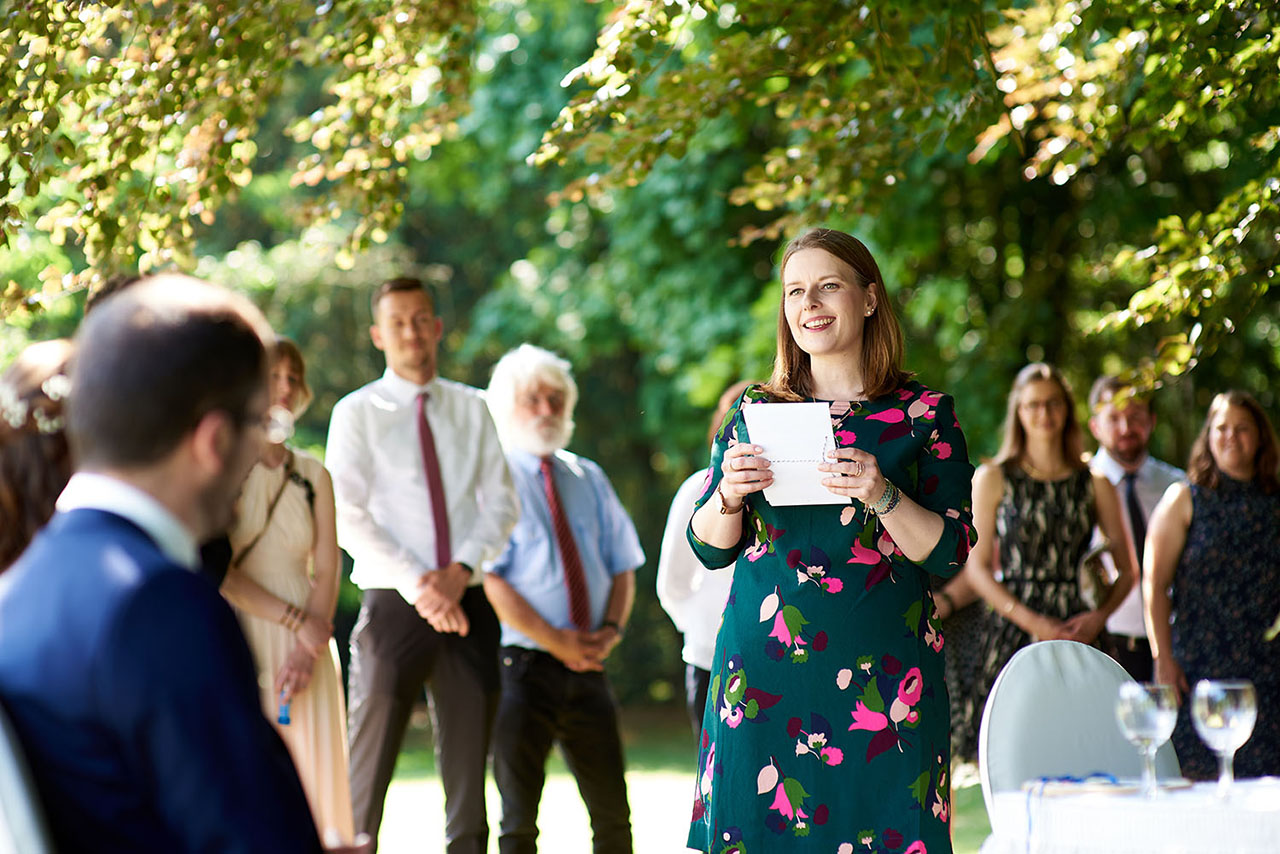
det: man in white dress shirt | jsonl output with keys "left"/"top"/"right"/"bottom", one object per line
{"left": 1088, "top": 375, "right": 1185, "bottom": 681}
{"left": 326, "top": 277, "right": 519, "bottom": 853}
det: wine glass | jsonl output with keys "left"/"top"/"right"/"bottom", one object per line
{"left": 1115, "top": 682, "right": 1178, "bottom": 798}
{"left": 1191, "top": 679, "right": 1257, "bottom": 798}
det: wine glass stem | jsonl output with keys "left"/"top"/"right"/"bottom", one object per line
{"left": 1142, "top": 745, "right": 1159, "bottom": 798}
{"left": 1217, "top": 751, "right": 1235, "bottom": 799}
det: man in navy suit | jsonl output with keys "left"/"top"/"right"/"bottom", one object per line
{"left": 0, "top": 276, "right": 368, "bottom": 853}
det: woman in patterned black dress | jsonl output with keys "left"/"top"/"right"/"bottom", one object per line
{"left": 1146, "top": 390, "right": 1280, "bottom": 779}
{"left": 950, "top": 363, "right": 1136, "bottom": 756}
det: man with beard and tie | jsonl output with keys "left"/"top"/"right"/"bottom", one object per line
{"left": 1088, "top": 375, "right": 1185, "bottom": 680}
{"left": 482, "top": 344, "right": 643, "bottom": 854}
{"left": 325, "top": 277, "right": 518, "bottom": 853}
{"left": 0, "top": 275, "right": 369, "bottom": 853}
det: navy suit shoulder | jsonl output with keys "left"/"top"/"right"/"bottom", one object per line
{"left": 0, "top": 509, "right": 321, "bottom": 854}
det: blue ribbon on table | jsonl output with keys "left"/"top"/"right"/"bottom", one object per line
{"left": 1024, "top": 773, "right": 1120, "bottom": 854}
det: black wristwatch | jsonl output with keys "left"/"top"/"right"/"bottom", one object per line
{"left": 601, "top": 619, "right": 624, "bottom": 637}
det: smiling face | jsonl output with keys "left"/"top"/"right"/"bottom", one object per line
{"left": 781, "top": 247, "right": 877, "bottom": 361}
{"left": 1209, "top": 402, "right": 1260, "bottom": 480}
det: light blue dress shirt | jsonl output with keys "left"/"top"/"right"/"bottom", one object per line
{"left": 487, "top": 449, "right": 645, "bottom": 649}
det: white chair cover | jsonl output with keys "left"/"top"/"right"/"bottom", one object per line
{"left": 977, "top": 639, "right": 1180, "bottom": 834}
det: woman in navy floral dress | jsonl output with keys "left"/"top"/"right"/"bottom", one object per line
{"left": 1146, "top": 390, "right": 1280, "bottom": 779}
{"left": 686, "top": 229, "right": 975, "bottom": 854}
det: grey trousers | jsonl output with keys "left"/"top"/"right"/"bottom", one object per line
{"left": 347, "top": 587, "right": 500, "bottom": 854}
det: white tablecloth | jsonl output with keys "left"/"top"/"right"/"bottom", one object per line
{"left": 981, "top": 778, "right": 1280, "bottom": 854}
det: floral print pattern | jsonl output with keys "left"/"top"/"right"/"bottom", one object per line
{"left": 686, "top": 382, "right": 975, "bottom": 852}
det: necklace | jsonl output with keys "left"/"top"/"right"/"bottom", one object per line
{"left": 1020, "top": 457, "right": 1069, "bottom": 481}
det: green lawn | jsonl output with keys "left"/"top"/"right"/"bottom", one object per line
{"left": 379, "top": 703, "right": 991, "bottom": 853}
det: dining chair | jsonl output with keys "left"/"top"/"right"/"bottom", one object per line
{"left": 977, "top": 640, "right": 1181, "bottom": 832}
{"left": 0, "top": 701, "right": 53, "bottom": 854}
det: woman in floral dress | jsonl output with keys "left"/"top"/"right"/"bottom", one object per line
{"left": 687, "top": 228, "right": 976, "bottom": 854}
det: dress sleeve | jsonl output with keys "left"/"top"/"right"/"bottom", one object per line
{"left": 685, "top": 390, "right": 752, "bottom": 570}
{"left": 906, "top": 392, "right": 977, "bottom": 579}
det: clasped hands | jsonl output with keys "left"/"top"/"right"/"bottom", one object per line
{"left": 413, "top": 562, "right": 472, "bottom": 635}
{"left": 1031, "top": 609, "right": 1107, "bottom": 645}
{"left": 549, "top": 625, "right": 622, "bottom": 673}
{"left": 719, "top": 441, "right": 886, "bottom": 505}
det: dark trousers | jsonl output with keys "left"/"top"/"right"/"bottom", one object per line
{"left": 684, "top": 663, "right": 711, "bottom": 741}
{"left": 493, "top": 647, "right": 632, "bottom": 854}
{"left": 347, "top": 587, "right": 500, "bottom": 854}
{"left": 1106, "top": 633, "right": 1154, "bottom": 682}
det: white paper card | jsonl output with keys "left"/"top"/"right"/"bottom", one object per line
{"left": 741, "top": 402, "right": 850, "bottom": 507}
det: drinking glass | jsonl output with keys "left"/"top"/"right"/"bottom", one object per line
{"left": 1115, "top": 682, "right": 1178, "bottom": 798}
{"left": 1191, "top": 679, "right": 1257, "bottom": 798}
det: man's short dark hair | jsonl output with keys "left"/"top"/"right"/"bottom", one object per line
{"left": 69, "top": 274, "right": 272, "bottom": 468}
{"left": 83, "top": 272, "right": 143, "bottom": 315}
{"left": 371, "top": 276, "right": 436, "bottom": 322}
{"left": 1088, "top": 375, "right": 1152, "bottom": 415}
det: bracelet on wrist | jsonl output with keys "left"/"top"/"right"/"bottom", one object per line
{"left": 868, "top": 480, "right": 901, "bottom": 516}
{"left": 717, "top": 483, "right": 744, "bottom": 515}
{"left": 280, "top": 603, "right": 307, "bottom": 633}
{"left": 601, "top": 619, "right": 624, "bottom": 637}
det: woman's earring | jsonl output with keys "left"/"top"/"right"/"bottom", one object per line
{"left": 865, "top": 308, "right": 875, "bottom": 317}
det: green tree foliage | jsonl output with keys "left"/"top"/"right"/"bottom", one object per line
{"left": 1, "top": 0, "right": 473, "bottom": 303}
{"left": 536, "top": 0, "right": 1279, "bottom": 394}
{"left": 5, "top": 0, "right": 1280, "bottom": 701}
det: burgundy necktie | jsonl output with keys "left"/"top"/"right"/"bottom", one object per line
{"left": 418, "top": 391, "right": 451, "bottom": 569}
{"left": 540, "top": 456, "right": 591, "bottom": 631}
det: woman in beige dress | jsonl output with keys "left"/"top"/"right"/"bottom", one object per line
{"left": 223, "top": 338, "right": 354, "bottom": 843}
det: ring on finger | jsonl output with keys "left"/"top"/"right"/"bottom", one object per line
{"left": 853, "top": 461, "right": 864, "bottom": 478}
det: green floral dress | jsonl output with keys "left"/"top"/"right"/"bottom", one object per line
{"left": 686, "top": 382, "right": 975, "bottom": 854}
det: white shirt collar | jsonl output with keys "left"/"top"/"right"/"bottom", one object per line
{"left": 1092, "top": 448, "right": 1146, "bottom": 482}
{"left": 380, "top": 368, "right": 438, "bottom": 406}
{"left": 56, "top": 472, "right": 200, "bottom": 571}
